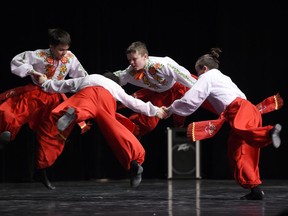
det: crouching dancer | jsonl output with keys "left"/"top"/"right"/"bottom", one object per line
{"left": 0, "top": 28, "right": 88, "bottom": 190}
{"left": 38, "top": 73, "right": 165, "bottom": 187}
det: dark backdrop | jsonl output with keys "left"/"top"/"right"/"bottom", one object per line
{"left": 1, "top": 1, "right": 287, "bottom": 182}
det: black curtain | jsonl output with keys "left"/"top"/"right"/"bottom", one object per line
{"left": 1, "top": 1, "right": 287, "bottom": 181}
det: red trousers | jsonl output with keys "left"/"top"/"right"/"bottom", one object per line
{"left": 128, "top": 82, "right": 190, "bottom": 137}
{"left": 51, "top": 86, "right": 146, "bottom": 171}
{"left": 0, "top": 84, "right": 65, "bottom": 169}
{"left": 187, "top": 96, "right": 282, "bottom": 189}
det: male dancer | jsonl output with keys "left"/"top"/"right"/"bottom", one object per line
{"left": 38, "top": 73, "right": 166, "bottom": 187}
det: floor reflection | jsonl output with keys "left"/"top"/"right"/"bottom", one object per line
{"left": 0, "top": 179, "right": 287, "bottom": 216}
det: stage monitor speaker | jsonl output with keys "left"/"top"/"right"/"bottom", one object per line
{"left": 167, "top": 127, "right": 201, "bottom": 179}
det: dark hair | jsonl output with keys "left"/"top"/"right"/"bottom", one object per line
{"left": 126, "top": 41, "right": 149, "bottom": 56}
{"left": 195, "top": 47, "right": 222, "bottom": 70}
{"left": 102, "top": 71, "right": 120, "bottom": 85}
{"left": 48, "top": 28, "right": 71, "bottom": 47}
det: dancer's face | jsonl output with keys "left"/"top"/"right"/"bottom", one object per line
{"left": 127, "top": 51, "right": 148, "bottom": 71}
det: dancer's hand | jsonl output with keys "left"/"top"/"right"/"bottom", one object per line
{"left": 37, "top": 74, "right": 48, "bottom": 85}
{"left": 156, "top": 107, "right": 167, "bottom": 119}
{"left": 29, "top": 69, "right": 43, "bottom": 77}
{"left": 156, "top": 106, "right": 171, "bottom": 119}
{"left": 161, "top": 106, "right": 172, "bottom": 119}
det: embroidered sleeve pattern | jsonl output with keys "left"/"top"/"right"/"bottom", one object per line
{"left": 167, "top": 63, "right": 196, "bottom": 85}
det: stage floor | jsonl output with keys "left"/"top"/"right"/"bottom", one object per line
{"left": 0, "top": 179, "right": 287, "bottom": 216}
